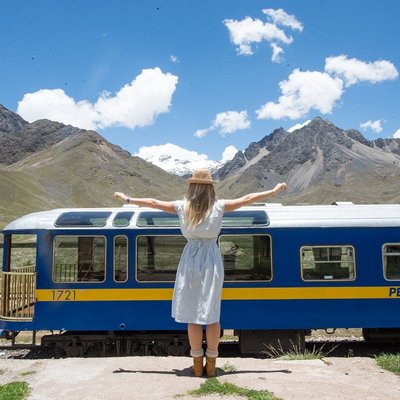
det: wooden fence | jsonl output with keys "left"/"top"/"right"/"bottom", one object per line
{"left": 0, "top": 270, "right": 36, "bottom": 320}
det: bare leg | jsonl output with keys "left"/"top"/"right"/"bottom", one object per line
{"left": 188, "top": 323, "right": 204, "bottom": 377}
{"left": 205, "top": 322, "right": 220, "bottom": 352}
{"left": 188, "top": 323, "right": 203, "bottom": 353}
{"left": 205, "top": 322, "right": 220, "bottom": 377}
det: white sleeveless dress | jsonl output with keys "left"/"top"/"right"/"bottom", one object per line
{"left": 172, "top": 200, "right": 225, "bottom": 325}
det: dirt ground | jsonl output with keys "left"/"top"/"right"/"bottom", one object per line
{"left": 1, "top": 330, "right": 400, "bottom": 399}
{"left": 0, "top": 355, "right": 400, "bottom": 400}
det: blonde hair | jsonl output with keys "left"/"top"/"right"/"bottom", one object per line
{"left": 184, "top": 183, "right": 217, "bottom": 229}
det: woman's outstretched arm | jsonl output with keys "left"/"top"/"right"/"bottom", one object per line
{"left": 223, "top": 183, "right": 287, "bottom": 212}
{"left": 113, "top": 192, "right": 177, "bottom": 214}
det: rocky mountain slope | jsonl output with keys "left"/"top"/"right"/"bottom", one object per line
{"left": 216, "top": 117, "right": 400, "bottom": 204}
{"left": 0, "top": 105, "right": 185, "bottom": 227}
{"left": 0, "top": 119, "right": 80, "bottom": 165}
{"left": 0, "top": 104, "right": 28, "bottom": 135}
{"left": 1, "top": 104, "right": 399, "bottom": 227}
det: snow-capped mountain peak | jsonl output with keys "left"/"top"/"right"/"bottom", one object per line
{"left": 135, "top": 143, "right": 238, "bottom": 176}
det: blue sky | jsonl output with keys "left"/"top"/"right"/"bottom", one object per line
{"left": 1, "top": 0, "right": 399, "bottom": 171}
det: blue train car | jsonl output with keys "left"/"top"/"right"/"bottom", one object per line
{"left": 1, "top": 202, "right": 400, "bottom": 356}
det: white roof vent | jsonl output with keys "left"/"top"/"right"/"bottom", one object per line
{"left": 331, "top": 201, "right": 354, "bottom": 206}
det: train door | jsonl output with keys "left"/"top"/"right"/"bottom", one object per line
{"left": 0, "top": 234, "right": 37, "bottom": 320}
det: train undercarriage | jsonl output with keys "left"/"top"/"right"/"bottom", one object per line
{"left": 2, "top": 328, "right": 400, "bottom": 357}
{"left": 1, "top": 329, "right": 308, "bottom": 357}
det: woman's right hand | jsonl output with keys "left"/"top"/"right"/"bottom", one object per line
{"left": 273, "top": 183, "right": 287, "bottom": 194}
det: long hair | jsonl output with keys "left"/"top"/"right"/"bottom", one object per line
{"left": 184, "top": 183, "right": 217, "bottom": 229}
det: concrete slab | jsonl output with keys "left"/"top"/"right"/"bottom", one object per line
{"left": 0, "top": 356, "right": 399, "bottom": 400}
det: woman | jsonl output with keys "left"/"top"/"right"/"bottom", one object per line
{"left": 114, "top": 169, "right": 287, "bottom": 377}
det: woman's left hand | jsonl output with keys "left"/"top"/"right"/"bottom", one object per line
{"left": 114, "top": 192, "right": 127, "bottom": 202}
{"left": 273, "top": 183, "right": 287, "bottom": 194}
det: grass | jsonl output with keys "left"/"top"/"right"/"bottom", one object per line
{"left": 220, "top": 334, "right": 239, "bottom": 342}
{"left": 376, "top": 353, "right": 400, "bottom": 375}
{"left": 0, "top": 382, "right": 29, "bottom": 400}
{"left": 183, "top": 378, "right": 281, "bottom": 400}
{"left": 263, "top": 339, "right": 334, "bottom": 361}
{"left": 221, "top": 362, "right": 237, "bottom": 372}
{"left": 270, "top": 346, "right": 327, "bottom": 361}
{"left": 20, "top": 371, "right": 36, "bottom": 377}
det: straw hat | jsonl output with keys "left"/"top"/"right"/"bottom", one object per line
{"left": 185, "top": 169, "right": 218, "bottom": 185}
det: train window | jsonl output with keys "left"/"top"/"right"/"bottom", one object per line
{"left": 383, "top": 244, "right": 400, "bottom": 280}
{"left": 301, "top": 246, "right": 356, "bottom": 281}
{"left": 136, "top": 210, "right": 269, "bottom": 227}
{"left": 114, "top": 235, "right": 128, "bottom": 282}
{"left": 53, "top": 236, "right": 106, "bottom": 282}
{"left": 8, "top": 234, "right": 37, "bottom": 272}
{"left": 55, "top": 211, "right": 112, "bottom": 227}
{"left": 137, "top": 212, "right": 180, "bottom": 227}
{"left": 219, "top": 235, "right": 272, "bottom": 281}
{"left": 222, "top": 211, "right": 269, "bottom": 227}
{"left": 113, "top": 211, "right": 135, "bottom": 227}
{"left": 136, "top": 234, "right": 272, "bottom": 282}
{"left": 136, "top": 235, "right": 186, "bottom": 281}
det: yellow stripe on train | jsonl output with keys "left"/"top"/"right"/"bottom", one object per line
{"left": 35, "top": 286, "right": 400, "bottom": 302}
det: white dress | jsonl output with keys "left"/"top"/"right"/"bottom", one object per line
{"left": 172, "top": 200, "right": 225, "bottom": 325}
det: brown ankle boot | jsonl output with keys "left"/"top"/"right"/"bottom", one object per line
{"left": 205, "top": 356, "right": 217, "bottom": 377}
{"left": 193, "top": 356, "right": 204, "bottom": 377}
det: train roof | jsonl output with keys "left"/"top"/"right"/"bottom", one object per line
{"left": 3, "top": 202, "right": 400, "bottom": 232}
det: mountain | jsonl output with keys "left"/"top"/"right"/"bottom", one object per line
{"left": 1, "top": 105, "right": 400, "bottom": 227}
{"left": 134, "top": 143, "right": 223, "bottom": 177}
{"left": 216, "top": 117, "right": 400, "bottom": 204}
{"left": 0, "top": 104, "right": 28, "bottom": 135}
{"left": 0, "top": 118, "right": 80, "bottom": 164}
{"left": 374, "top": 137, "right": 400, "bottom": 156}
{"left": 217, "top": 127, "right": 287, "bottom": 181}
{"left": 0, "top": 107, "right": 185, "bottom": 228}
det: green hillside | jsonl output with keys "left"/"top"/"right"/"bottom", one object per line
{"left": 0, "top": 130, "right": 185, "bottom": 229}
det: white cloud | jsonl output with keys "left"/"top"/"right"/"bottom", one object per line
{"left": 256, "top": 69, "right": 343, "bottom": 120}
{"left": 270, "top": 43, "right": 284, "bottom": 63}
{"left": 170, "top": 55, "right": 179, "bottom": 63}
{"left": 288, "top": 119, "right": 312, "bottom": 133}
{"left": 224, "top": 17, "right": 292, "bottom": 56}
{"left": 325, "top": 55, "right": 399, "bottom": 87}
{"left": 194, "top": 110, "right": 250, "bottom": 138}
{"left": 393, "top": 129, "right": 400, "bottom": 139}
{"left": 262, "top": 8, "right": 303, "bottom": 31}
{"left": 194, "top": 128, "right": 211, "bottom": 138}
{"left": 220, "top": 145, "right": 238, "bottom": 163}
{"left": 223, "top": 8, "right": 302, "bottom": 62}
{"left": 257, "top": 54, "right": 398, "bottom": 122}
{"left": 17, "top": 89, "right": 100, "bottom": 130}
{"left": 93, "top": 68, "right": 178, "bottom": 129}
{"left": 360, "top": 119, "right": 384, "bottom": 133}
{"left": 213, "top": 111, "right": 250, "bottom": 134}
{"left": 135, "top": 143, "right": 237, "bottom": 176}
{"left": 17, "top": 68, "right": 178, "bottom": 130}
